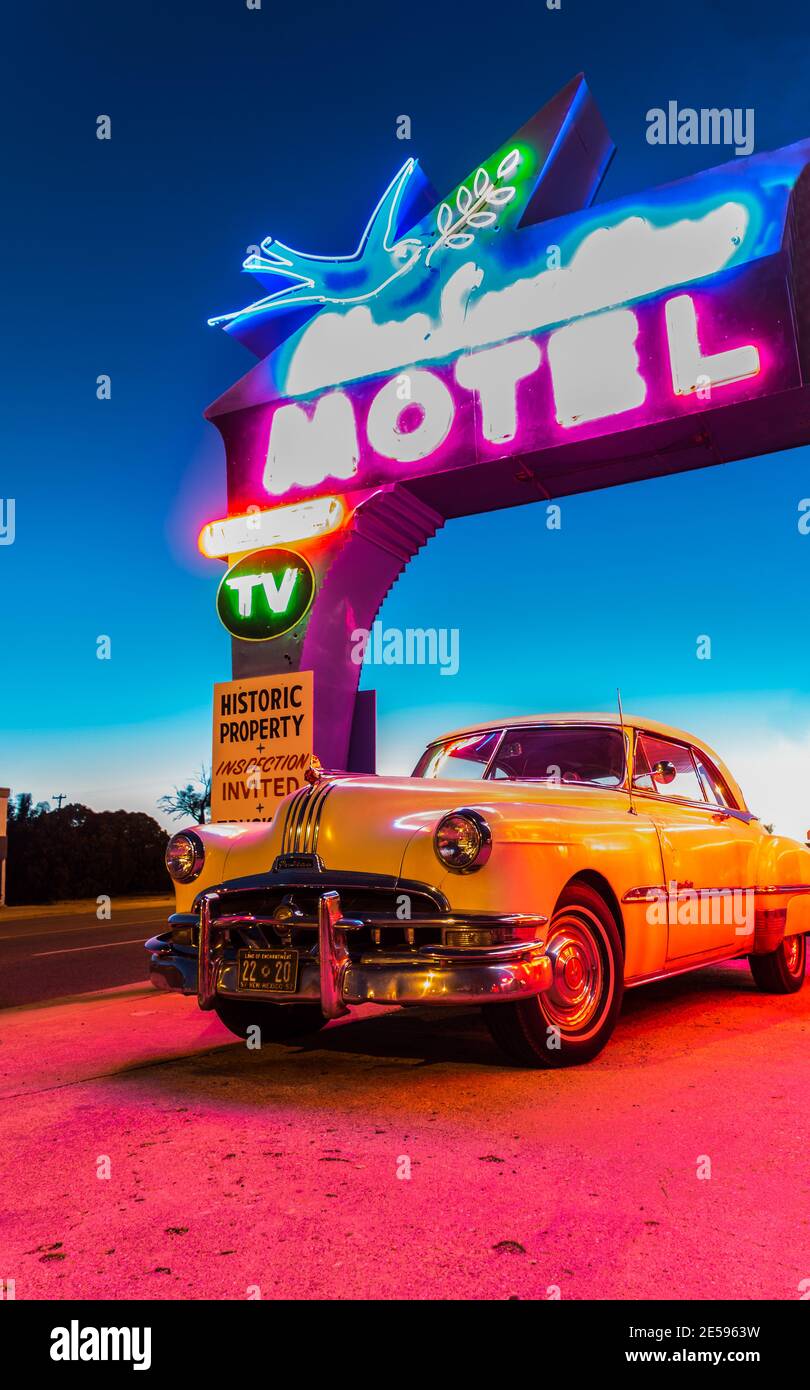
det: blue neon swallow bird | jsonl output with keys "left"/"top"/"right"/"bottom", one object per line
{"left": 208, "top": 160, "right": 432, "bottom": 355}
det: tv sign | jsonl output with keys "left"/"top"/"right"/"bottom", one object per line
{"left": 216, "top": 547, "right": 315, "bottom": 641}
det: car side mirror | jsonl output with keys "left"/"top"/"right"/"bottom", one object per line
{"left": 652, "top": 759, "right": 677, "bottom": 786}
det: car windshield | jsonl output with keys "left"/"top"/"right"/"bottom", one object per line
{"left": 413, "top": 725, "right": 626, "bottom": 787}
{"left": 412, "top": 730, "right": 502, "bottom": 780}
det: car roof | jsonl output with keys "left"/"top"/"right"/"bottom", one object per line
{"left": 430, "top": 713, "right": 748, "bottom": 809}
{"left": 439, "top": 712, "right": 694, "bottom": 740}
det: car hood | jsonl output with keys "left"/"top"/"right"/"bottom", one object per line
{"left": 216, "top": 773, "right": 634, "bottom": 885}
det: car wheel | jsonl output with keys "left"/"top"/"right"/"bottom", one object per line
{"left": 484, "top": 882, "right": 624, "bottom": 1067}
{"left": 749, "top": 932, "right": 806, "bottom": 994}
{"left": 213, "top": 996, "right": 324, "bottom": 1040}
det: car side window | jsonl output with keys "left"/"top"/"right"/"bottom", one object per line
{"left": 637, "top": 734, "right": 706, "bottom": 803}
{"left": 693, "top": 750, "right": 737, "bottom": 809}
{"left": 631, "top": 735, "right": 655, "bottom": 790}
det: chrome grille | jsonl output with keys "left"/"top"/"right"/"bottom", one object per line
{"left": 209, "top": 882, "right": 446, "bottom": 955}
{"left": 280, "top": 782, "right": 336, "bottom": 855}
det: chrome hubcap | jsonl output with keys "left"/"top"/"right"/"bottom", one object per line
{"left": 541, "top": 910, "right": 606, "bottom": 1033}
{"left": 784, "top": 934, "right": 803, "bottom": 975}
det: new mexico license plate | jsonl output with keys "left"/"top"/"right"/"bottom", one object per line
{"left": 237, "top": 948, "right": 299, "bottom": 994}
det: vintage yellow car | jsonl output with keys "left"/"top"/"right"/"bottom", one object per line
{"left": 148, "top": 713, "right": 810, "bottom": 1066}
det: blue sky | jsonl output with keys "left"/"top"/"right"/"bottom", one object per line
{"left": 2, "top": 0, "right": 809, "bottom": 835}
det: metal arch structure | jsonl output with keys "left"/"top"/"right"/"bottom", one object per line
{"left": 202, "top": 74, "right": 810, "bottom": 770}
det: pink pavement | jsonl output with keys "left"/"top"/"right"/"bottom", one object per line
{"left": 0, "top": 960, "right": 808, "bottom": 1300}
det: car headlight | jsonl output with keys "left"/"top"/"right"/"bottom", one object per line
{"left": 434, "top": 809, "right": 492, "bottom": 872}
{"left": 165, "top": 830, "right": 205, "bottom": 883}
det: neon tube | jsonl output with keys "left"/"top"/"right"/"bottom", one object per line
{"left": 199, "top": 496, "right": 345, "bottom": 559}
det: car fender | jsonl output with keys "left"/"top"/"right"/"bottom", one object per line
{"left": 400, "top": 800, "right": 668, "bottom": 978}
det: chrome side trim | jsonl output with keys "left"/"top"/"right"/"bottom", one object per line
{"left": 756, "top": 883, "right": 810, "bottom": 895}
{"left": 620, "top": 884, "right": 752, "bottom": 903}
{"left": 624, "top": 882, "right": 810, "bottom": 903}
{"left": 628, "top": 784, "right": 756, "bottom": 821}
{"left": 623, "top": 885, "right": 665, "bottom": 903}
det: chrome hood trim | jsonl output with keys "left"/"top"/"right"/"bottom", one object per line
{"left": 280, "top": 781, "right": 336, "bottom": 856}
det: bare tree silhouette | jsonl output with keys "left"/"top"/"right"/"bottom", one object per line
{"left": 158, "top": 766, "right": 211, "bottom": 824}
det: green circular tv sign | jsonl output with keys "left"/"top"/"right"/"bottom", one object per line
{"left": 216, "top": 547, "right": 315, "bottom": 641}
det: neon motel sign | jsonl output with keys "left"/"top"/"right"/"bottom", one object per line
{"left": 204, "top": 90, "right": 810, "bottom": 523}
{"left": 236, "top": 275, "right": 760, "bottom": 489}
{"left": 210, "top": 197, "right": 775, "bottom": 520}
{"left": 202, "top": 75, "right": 810, "bottom": 763}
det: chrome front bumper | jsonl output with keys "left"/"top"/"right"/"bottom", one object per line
{"left": 148, "top": 889, "right": 551, "bottom": 1017}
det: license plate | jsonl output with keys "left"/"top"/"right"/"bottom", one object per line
{"left": 237, "top": 948, "right": 299, "bottom": 994}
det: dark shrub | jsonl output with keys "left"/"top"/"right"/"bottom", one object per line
{"left": 6, "top": 802, "right": 168, "bottom": 905}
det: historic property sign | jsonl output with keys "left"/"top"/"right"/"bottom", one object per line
{"left": 211, "top": 672, "right": 314, "bottom": 823}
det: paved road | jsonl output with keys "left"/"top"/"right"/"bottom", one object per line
{"left": 0, "top": 951, "right": 807, "bottom": 1300}
{"left": 0, "top": 905, "right": 170, "bottom": 1009}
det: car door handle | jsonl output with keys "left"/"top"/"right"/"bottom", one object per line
{"left": 711, "top": 810, "right": 730, "bottom": 822}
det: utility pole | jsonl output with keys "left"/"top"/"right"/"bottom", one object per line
{"left": 52, "top": 793, "right": 67, "bottom": 810}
